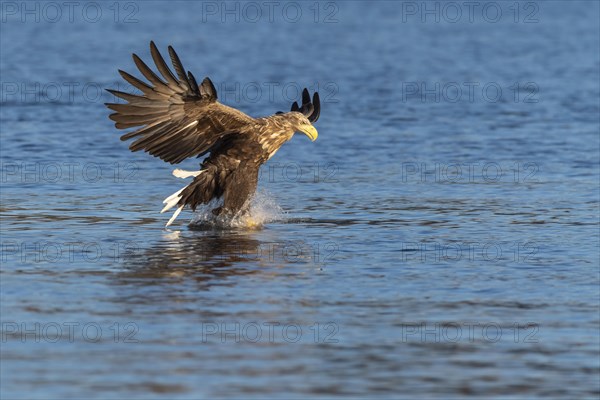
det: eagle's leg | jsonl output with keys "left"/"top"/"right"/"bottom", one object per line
{"left": 219, "top": 163, "right": 260, "bottom": 219}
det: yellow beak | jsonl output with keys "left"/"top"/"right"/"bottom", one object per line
{"left": 299, "top": 124, "right": 318, "bottom": 141}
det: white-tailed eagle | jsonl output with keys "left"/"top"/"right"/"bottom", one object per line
{"left": 106, "top": 42, "right": 320, "bottom": 227}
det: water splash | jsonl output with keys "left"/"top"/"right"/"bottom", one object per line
{"left": 188, "top": 190, "right": 286, "bottom": 230}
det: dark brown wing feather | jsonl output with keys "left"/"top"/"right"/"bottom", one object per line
{"left": 290, "top": 88, "right": 320, "bottom": 122}
{"left": 106, "top": 41, "right": 255, "bottom": 164}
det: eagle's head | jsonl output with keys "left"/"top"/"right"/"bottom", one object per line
{"left": 261, "top": 88, "right": 320, "bottom": 157}
{"left": 287, "top": 112, "right": 319, "bottom": 142}
{"left": 278, "top": 88, "right": 320, "bottom": 141}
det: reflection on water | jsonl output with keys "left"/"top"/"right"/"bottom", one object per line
{"left": 117, "top": 232, "right": 265, "bottom": 282}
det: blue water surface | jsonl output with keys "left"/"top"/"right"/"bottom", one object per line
{"left": 1, "top": 1, "right": 599, "bottom": 398}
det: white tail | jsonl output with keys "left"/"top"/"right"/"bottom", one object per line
{"left": 161, "top": 187, "right": 186, "bottom": 228}
{"left": 161, "top": 170, "right": 204, "bottom": 227}
{"left": 172, "top": 168, "right": 202, "bottom": 179}
{"left": 166, "top": 206, "right": 184, "bottom": 227}
{"left": 161, "top": 188, "right": 184, "bottom": 212}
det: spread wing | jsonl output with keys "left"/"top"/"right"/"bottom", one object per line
{"left": 106, "top": 41, "right": 255, "bottom": 164}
